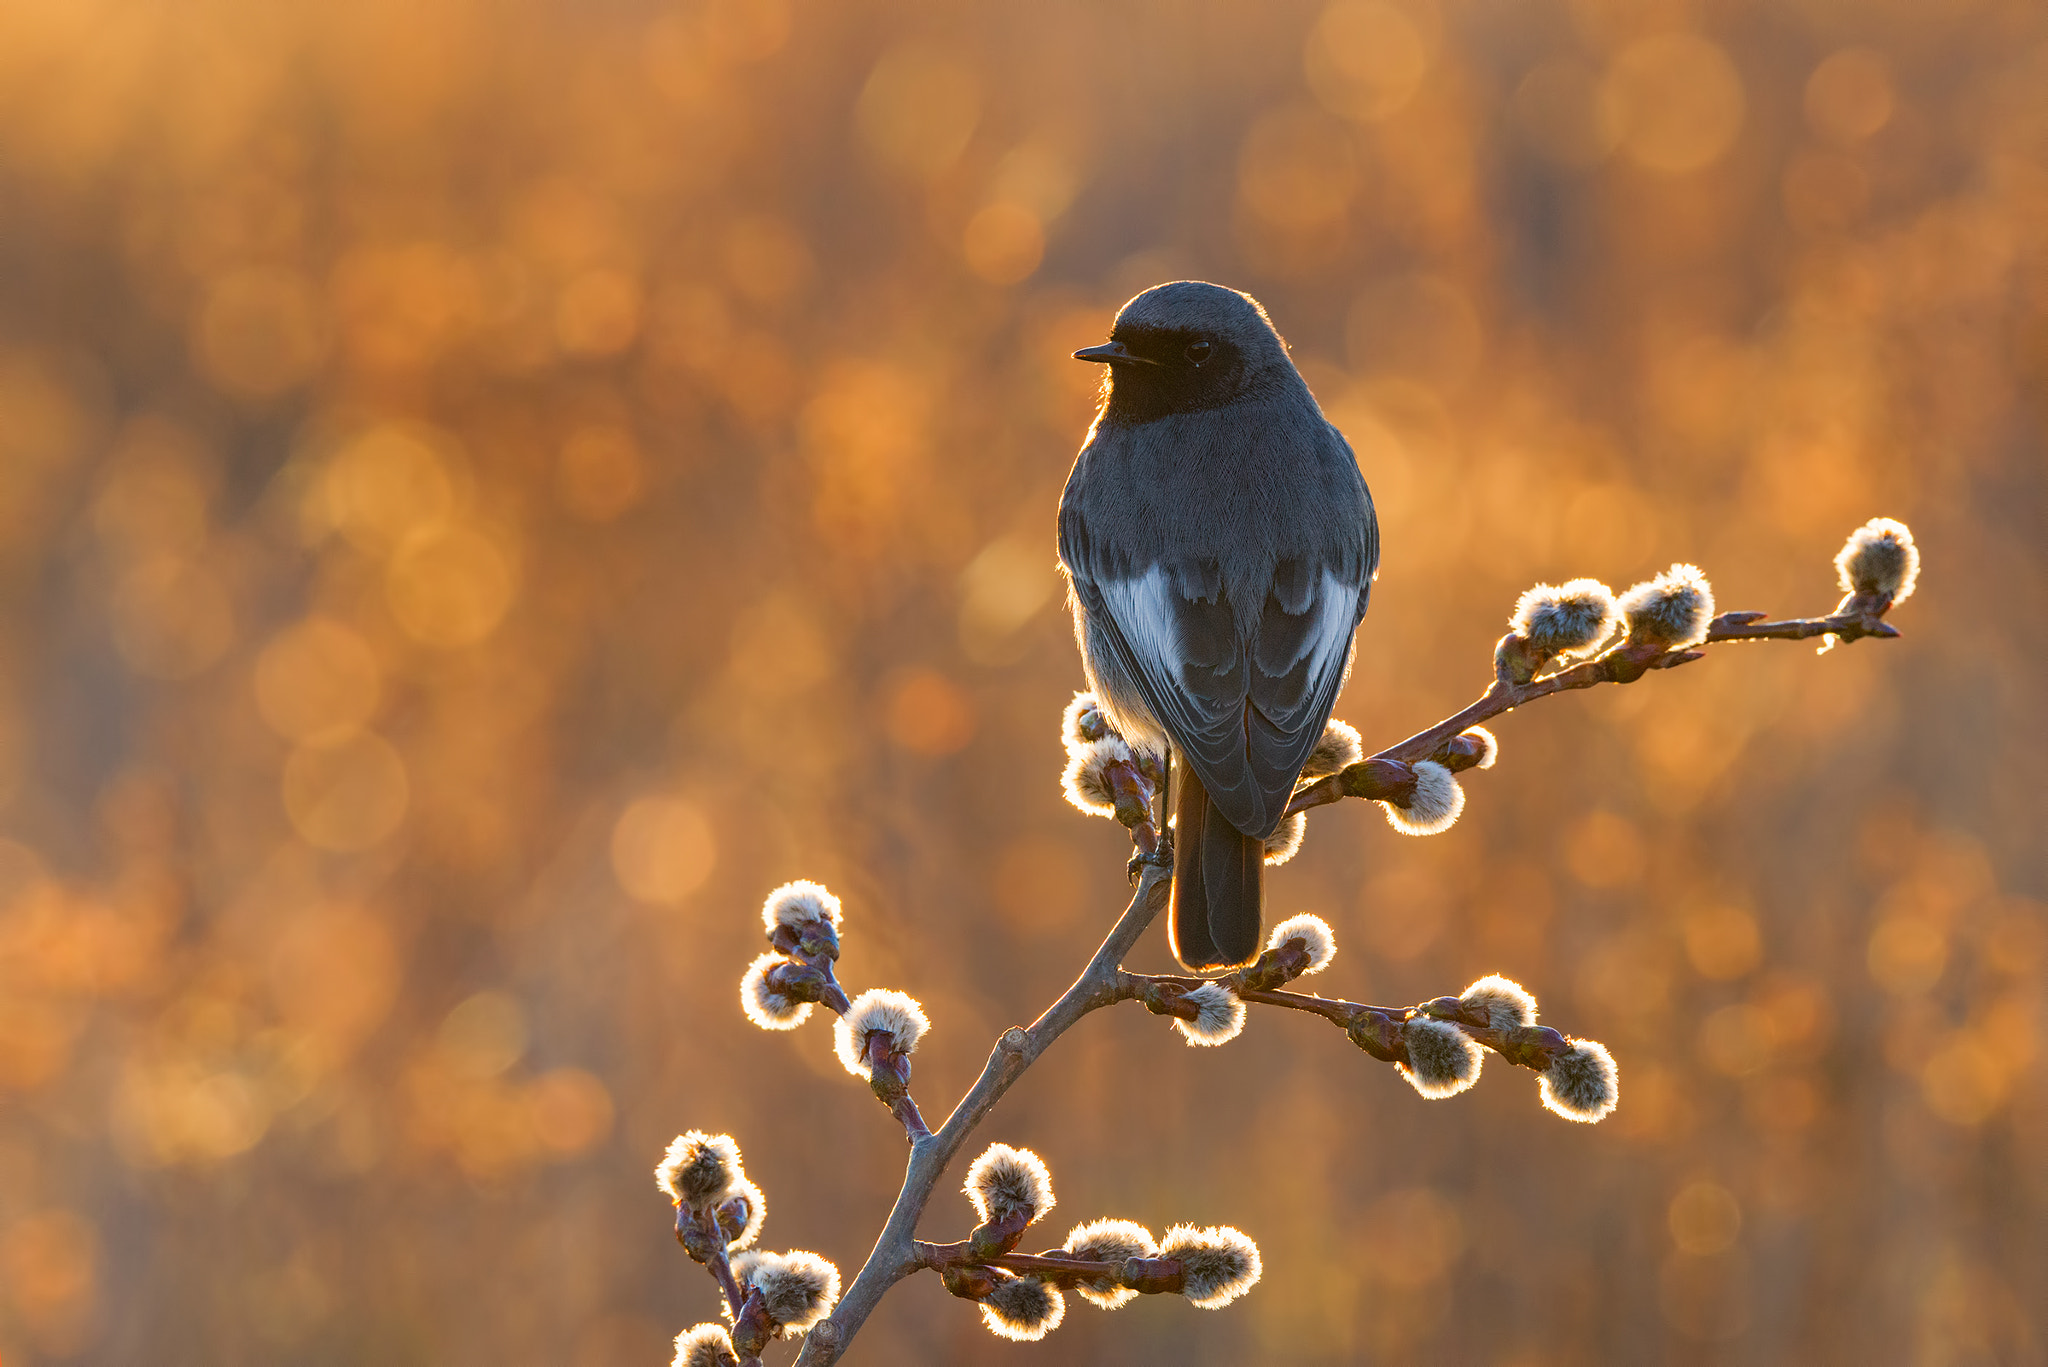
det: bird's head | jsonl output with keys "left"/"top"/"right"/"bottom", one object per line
{"left": 1074, "top": 281, "right": 1298, "bottom": 425}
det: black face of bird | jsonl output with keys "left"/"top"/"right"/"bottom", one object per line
{"left": 1073, "top": 324, "right": 1249, "bottom": 424}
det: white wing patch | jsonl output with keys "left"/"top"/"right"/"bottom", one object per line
{"left": 1302, "top": 568, "right": 1356, "bottom": 685}
{"left": 1101, "top": 567, "right": 1184, "bottom": 687}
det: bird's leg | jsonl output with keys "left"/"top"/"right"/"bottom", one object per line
{"left": 1121, "top": 747, "right": 1173, "bottom": 881}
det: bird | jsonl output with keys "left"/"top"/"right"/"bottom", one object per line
{"left": 1058, "top": 281, "right": 1378, "bottom": 970}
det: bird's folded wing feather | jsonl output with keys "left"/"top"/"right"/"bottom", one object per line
{"left": 1063, "top": 537, "right": 1367, "bottom": 839}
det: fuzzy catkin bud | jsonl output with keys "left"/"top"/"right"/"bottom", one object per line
{"left": 1061, "top": 735, "right": 1130, "bottom": 817}
{"left": 1301, "top": 719, "right": 1364, "bottom": 778}
{"left": 1399, "top": 1018, "right": 1482, "bottom": 1098}
{"left": 1835, "top": 517, "right": 1918, "bottom": 603}
{"left": 980, "top": 1275, "right": 1065, "bottom": 1340}
{"left": 738, "top": 1250, "right": 840, "bottom": 1331}
{"left": 761, "top": 880, "right": 842, "bottom": 936}
{"left": 965, "top": 1143, "right": 1055, "bottom": 1225}
{"left": 1511, "top": 579, "right": 1619, "bottom": 661}
{"left": 1264, "top": 913, "right": 1336, "bottom": 975}
{"left": 1381, "top": 760, "right": 1463, "bottom": 836}
{"left": 832, "top": 989, "right": 928, "bottom": 1079}
{"left": 717, "top": 1178, "right": 767, "bottom": 1251}
{"left": 1062, "top": 692, "right": 1114, "bottom": 749}
{"left": 1062, "top": 1219, "right": 1157, "bottom": 1309}
{"left": 1540, "top": 1038, "right": 1619, "bottom": 1122}
{"left": 1459, "top": 974, "right": 1536, "bottom": 1030}
{"left": 656, "top": 1131, "right": 743, "bottom": 1209}
{"left": 1262, "top": 812, "right": 1306, "bottom": 865}
{"left": 1462, "top": 726, "right": 1498, "bottom": 770}
{"left": 740, "top": 953, "right": 813, "bottom": 1031}
{"left": 1172, "top": 982, "right": 1246, "bottom": 1047}
{"left": 1159, "top": 1224, "right": 1262, "bottom": 1309}
{"left": 1618, "top": 564, "right": 1714, "bottom": 649}
{"left": 671, "top": 1323, "right": 739, "bottom": 1367}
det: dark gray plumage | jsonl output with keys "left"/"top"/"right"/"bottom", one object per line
{"left": 1058, "top": 282, "right": 1377, "bottom": 969}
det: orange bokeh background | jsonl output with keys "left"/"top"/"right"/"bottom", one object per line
{"left": 1, "top": 0, "right": 2044, "bottom": 1362}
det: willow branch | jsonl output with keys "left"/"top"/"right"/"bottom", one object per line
{"left": 1233, "top": 983, "right": 1577, "bottom": 1073}
{"left": 791, "top": 864, "right": 1173, "bottom": 1366}
{"left": 912, "top": 1241, "right": 1191, "bottom": 1295}
{"left": 1288, "top": 596, "right": 1902, "bottom": 816}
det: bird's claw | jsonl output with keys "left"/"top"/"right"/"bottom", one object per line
{"left": 1126, "top": 833, "right": 1174, "bottom": 883}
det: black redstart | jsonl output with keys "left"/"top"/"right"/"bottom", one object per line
{"left": 1059, "top": 281, "right": 1378, "bottom": 969}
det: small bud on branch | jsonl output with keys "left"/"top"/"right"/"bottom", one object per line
{"left": 1060, "top": 1219, "right": 1158, "bottom": 1309}
{"left": 672, "top": 1322, "right": 740, "bottom": 1367}
{"left": 1457, "top": 974, "right": 1537, "bottom": 1031}
{"left": 979, "top": 1274, "right": 1066, "bottom": 1340}
{"left": 1836, "top": 516, "right": 1918, "bottom": 605}
{"left": 1618, "top": 563, "right": 1715, "bottom": 650}
{"left": 1158, "top": 1224, "right": 1262, "bottom": 1309}
{"left": 965, "top": 1143, "right": 1056, "bottom": 1229}
{"left": 1172, "top": 982, "right": 1246, "bottom": 1047}
{"left": 832, "top": 990, "right": 928, "bottom": 1080}
{"left": 733, "top": 1249, "right": 841, "bottom": 1335}
{"left": 658, "top": 1131, "right": 744, "bottom": 1212}
{"left": 740, "top": 954, "right": 817, "bottom": 1030}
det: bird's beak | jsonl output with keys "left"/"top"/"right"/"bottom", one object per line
{"left": 1072, "top": 341, "right": 1160, "bottom": 366}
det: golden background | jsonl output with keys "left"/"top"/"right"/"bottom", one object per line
{"left": 0, "top": 0, "right": 2043, "bottom": 1361}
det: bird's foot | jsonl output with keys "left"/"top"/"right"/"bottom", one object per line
{"left": 1127, "top": 831, "right": 1174, "bottom": 883}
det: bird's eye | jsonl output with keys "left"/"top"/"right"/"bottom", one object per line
{"left": 1186, "top": 340, "right": 1213, "bottom": 364}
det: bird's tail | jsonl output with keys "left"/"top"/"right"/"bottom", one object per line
{"left": 1169, "top": 766, "right": 1263, "bottom": 970}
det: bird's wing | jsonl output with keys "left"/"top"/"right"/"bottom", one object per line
{"left": 1064, "top": 552, "right": 1261, "bottom": 823}
{"left": 1242, "top": 559, "right": 1370, "bottom": 820}
{"left": 1243, "top": 423, "right": 1378, "bottom": 806}
{"left": 1059, "top": 420, "right": 1376, "bottom": 839}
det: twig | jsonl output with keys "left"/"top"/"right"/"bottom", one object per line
{"left": 791, "top": 865, "right": 1173, "bottom": 1365}
{"left": 1288, "top": 599, "right": 1901, "bottom": 816}
{"left": 913, "top": 1242, "right": 1191, "bottom": 1295}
